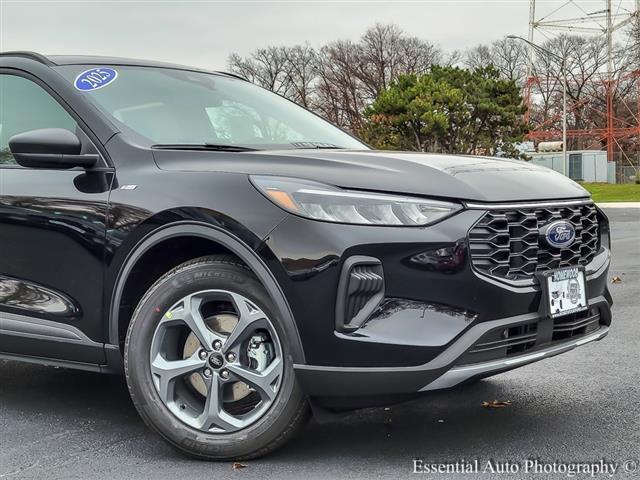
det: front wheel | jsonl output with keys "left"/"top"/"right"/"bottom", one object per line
{"left": 124, "top": 255, "right": 309, "bottom": 460}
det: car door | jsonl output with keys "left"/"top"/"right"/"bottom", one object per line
{"left": 0, "top": 72, "right": 112, "bottom": 367}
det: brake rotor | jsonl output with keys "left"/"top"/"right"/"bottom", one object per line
{"left": 182, "top": 313, "right": 252, "bottom": 402}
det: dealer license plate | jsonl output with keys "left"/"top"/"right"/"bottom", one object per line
{"left": 542, "top": 267, "right": 588, "bottom": 318}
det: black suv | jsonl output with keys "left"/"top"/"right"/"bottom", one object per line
{"left": 0, "top": 52, "right": 612, "bottom": 460}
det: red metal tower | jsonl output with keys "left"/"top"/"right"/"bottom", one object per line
{"left": 525, "top": 0, "right": 639, "bottom": 180}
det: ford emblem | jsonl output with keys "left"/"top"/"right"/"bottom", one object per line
{"left": 544, "top": 220, "right": 576, "bottom": 248}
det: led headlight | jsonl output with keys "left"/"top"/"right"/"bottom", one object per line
{"left": 251, "top": 176, "right": 461, "bottom": 226}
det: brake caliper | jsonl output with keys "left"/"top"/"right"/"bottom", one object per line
{"left": 247, "top": 333, "right": 274, "bottom": 372}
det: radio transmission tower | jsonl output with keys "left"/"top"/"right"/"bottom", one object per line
{"left": 525, "top": 0, "right": 639, "bottom": 181}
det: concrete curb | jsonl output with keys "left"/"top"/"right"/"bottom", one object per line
{"left": 597, "top": 202, "right": 640, "bottom": 208}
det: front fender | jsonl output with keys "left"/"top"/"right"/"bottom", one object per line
{"left": 105, "top": 220, "right": 304, "bottom": 366}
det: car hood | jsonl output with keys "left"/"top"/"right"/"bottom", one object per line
{"left": 153, "top": 149, "right": 589, "bottom": 202}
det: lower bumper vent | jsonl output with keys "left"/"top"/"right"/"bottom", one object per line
{"left": 457, "top": 308, "right": 604, "bottom": 366}
{"left": 335, "top": 256, "right": 385, "bottom": 331}
{"left": 552, "top": 309, "right": 600, "bottom": 341}
{"left": 458, "top": 322, "right": 538, "bottom": 364}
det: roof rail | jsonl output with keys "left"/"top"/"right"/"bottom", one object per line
{"left": 0, "top": 51, "right": 54, "bottom": 66}
{"left": 214, "top": 71, "right": 248, "bottom": 82}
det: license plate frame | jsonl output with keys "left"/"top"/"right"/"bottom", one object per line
{"left": 538, "top": 266, "right": 588, "bottom": 319}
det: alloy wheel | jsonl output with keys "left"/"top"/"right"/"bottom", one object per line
{"left": 149, "top": 289, "right": 283, "bottom": 433}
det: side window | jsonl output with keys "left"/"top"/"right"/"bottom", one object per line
{"left": 0, "top": 74, "right": 77, "bottom": 166}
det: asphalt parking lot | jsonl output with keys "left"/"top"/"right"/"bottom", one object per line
{"left": 1, "top": 207, "right": 638, "bottom": 480}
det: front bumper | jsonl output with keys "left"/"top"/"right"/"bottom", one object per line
{"left": 262, "top": 204, "right": 612, "bottom": 398}
{"left": 422, "top": 325, "right": 609, "bottom": 392}
{"left": 293, "top": 296, "right": 610, "bottom": 397}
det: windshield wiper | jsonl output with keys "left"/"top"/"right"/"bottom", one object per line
{"left": 152, "top": 143, "right": 258, "bottom": 152}
{"left": 290, "top": 142, "right": 341, "bottom": 149}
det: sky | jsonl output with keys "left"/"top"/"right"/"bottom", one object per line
{"left": 0, "top": 1, "right": 637, "bottom": 71}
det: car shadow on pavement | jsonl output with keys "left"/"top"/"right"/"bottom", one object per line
{"left": 0, "top": 358, "right": 609, "bottom": 466}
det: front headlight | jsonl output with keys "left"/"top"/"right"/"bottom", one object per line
{"left": 251, "top": 176, "right": 461, "bottom": 226}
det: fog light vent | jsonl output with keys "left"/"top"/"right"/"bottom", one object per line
{"left": 335, "top": 256, "right": 385, "bottom": 331}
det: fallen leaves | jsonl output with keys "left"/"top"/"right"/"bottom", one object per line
{"left": 611, "top": 276, "right": 623, "bottom": 284}
{"left": 232, "top": 463, "right": 248, "bottom": 470}
{"left": 482, "top": 400, "right": 512, "bottom": 408}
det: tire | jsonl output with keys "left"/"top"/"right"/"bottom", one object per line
{"left": 124, "top": 254, "right": 310, "bottom": 460}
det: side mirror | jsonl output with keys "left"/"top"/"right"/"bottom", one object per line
{"left": 8, "top": 128, "right": 98, "bottom": 169}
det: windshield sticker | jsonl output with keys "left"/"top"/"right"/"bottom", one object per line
{"left": 74, "top": 68, "right": 118, "bottom": 91}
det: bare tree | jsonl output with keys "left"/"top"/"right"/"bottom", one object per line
{"left": 227, "top": 23, "right": 636, "bottom": 145}
{"left": 228, "top": 46, "right": 293, "bottom": 96}
{"left": 630, "top": 16, "right": 640, "bottom": 68}
{"left": 557, "top": 36, "right": 608, "bottom": 139}
{"left": 493, "top": 38, "right": 529, "bottom": 82}
{"left": 227, "top": 23, "right": 441, "bottom": 131}
{"left": 354, "top": 24, "right": 441, "bottom": 101}
{"left": 442, "top": 49, "right": 462, "bottom": 67}
{"left": 465, "top": 38, "right": 528, "bottom": 83}
{"left": 525, "top": 34, "right": 637, "bottom": 151}
{"left": 282, "top": 44, "right": 318, "bottom": 108}
{"left": 465, "top": 44, "right": 492, "bottom": 70}
{"left": 315, "top": 40, "right": 365, "bottom": 130}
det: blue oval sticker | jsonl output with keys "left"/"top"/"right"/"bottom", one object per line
{"left": 74, "top": 68, "right": 118, "bottom": 91}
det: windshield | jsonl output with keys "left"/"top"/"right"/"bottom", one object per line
{"left": 55, "top": 65, "right": 367, "bottom": 150}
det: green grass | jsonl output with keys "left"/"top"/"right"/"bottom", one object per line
{"left": 580, "top": 182, "right": 640, "bottom": 202}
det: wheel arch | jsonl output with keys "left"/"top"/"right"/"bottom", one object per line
{"left": 107, "top": 221, "right": 305, "bottom": 365}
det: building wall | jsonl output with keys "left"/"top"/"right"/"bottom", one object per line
{"left": 607, "top": 162, "right": 617, "bottom": 184}
{"left": 529, "top": 150, "right": 610, "bottom": 183}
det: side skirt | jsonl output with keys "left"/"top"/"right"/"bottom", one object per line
{"left": 0, "top": 311, "right": 108, "bottom": 371}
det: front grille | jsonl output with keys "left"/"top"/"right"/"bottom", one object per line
{"left": 468, "top": 202, "right": 599, "bottom": 280}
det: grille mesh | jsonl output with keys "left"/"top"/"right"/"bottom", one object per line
{"left": 468, "top": 202, "right": 599, "bottom": 280}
